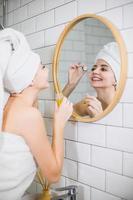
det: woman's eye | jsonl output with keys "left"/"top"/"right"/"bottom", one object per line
{"left": 101, "top": 68, "right": 107, "bottom": 71}
{"left": 91, "top": 68, "right": 96, "bottom": 71}
{"left": 42, "top": 65, "right": 46, "bottom": 69}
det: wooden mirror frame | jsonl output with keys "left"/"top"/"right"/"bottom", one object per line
{"left": 52, "top": 13, "right": 128, "bottom": 122}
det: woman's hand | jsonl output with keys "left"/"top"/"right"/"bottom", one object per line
{"left": 62, "top": 63, "right": 87, "bottom": 97}
{"left": 83, "top": 95, "right": 103, "bottom": 117}
{"left": 54, "top": 97, "right": 73, "bottom": 128}
{"left": 68, "top": 63, "right": 87, "bottom": 86}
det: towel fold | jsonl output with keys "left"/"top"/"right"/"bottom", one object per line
{"left": 0, "top": 132, "right": 37, "bottom": 200}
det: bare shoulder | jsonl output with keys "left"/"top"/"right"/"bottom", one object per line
{"left": 20, "top": 107, "right": 42, "bottom": 120}
{"left": 14, "top": 107, "right": 45, "bottom": 137}
{"left": 21, "top": 107, "right": 44, "bottom": 134}
{"left": 20, "top": 107, "right": 44, "bottom": 127}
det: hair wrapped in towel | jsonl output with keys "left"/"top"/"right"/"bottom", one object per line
{"left": 95, "top": 42, "right": 121, "bottom": 83}
{"left": 0, "top": 28, "right": 41, "bottom": 131}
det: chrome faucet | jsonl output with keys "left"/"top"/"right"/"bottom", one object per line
{"left": 51, "top": 185, "right": 78, "bottom": 200}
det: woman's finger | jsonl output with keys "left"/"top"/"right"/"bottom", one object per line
{"left": 87, "top": 106, "right": 97, "bottom": 117}
{"left": 83, "top": 98, "right": 102, "bottom": 113}
{"left": 85, "top": 96, "right": 102, "bottom": 107}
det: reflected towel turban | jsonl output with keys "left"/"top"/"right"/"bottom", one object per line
{"left": 95, "top": 42, "right": 121, "bottom": 83}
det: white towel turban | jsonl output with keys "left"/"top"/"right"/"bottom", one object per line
{"left": 0, "top": 28, "right": 41, "bottom": 131}
{"left": 95, "top": 42, "right": 121, "bottom": 83}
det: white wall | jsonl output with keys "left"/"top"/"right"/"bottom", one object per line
{"left": 6, "top": 0, "right": 133, "bottom": 200}
{"left": 0, "top": 0, "right": 3, "bottom": 25}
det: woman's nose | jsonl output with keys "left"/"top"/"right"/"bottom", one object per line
{"left": 93, "top": 68, "right": 100, "bottom": 74}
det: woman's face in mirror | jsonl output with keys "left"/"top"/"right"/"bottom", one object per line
{"left": 89, "top": 59, "right": 116, "bottom": 90}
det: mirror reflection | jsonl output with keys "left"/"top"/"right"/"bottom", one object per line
{"left": 58, "top": 18, "right": 120, "bottom": 118}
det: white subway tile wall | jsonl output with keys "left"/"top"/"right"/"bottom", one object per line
{"left": 28, "top": 0, "right": 44, "bottom": 17}
{"left": 44, "top": 0, "right": 65, "bottom": 11}
{"left": 7, "top": 0, "right": 20, "bottom": 12}
{"left": 77, "top": 0, "right": 106, "bottom": 15}
{"left": 21, "top": 17, "right": 36, "bottom": 35}
{"left": 66, "top": 140, "right": 91, "bottom": 164}
{"left": 107, "top": 126, "right": 133, "bottom": 152}
{"left": 0, "top": 1, "right": 2, "bottom": 23}
{"left": 106, "top": 172, "right": 133, "bottom": 199}
{"left": 91, "top": 188, "right": 121, "bottom": 200}
{"left": 78, "top": 163, "right": 105, "bottom": 190}
{"left": 121, "top": 79, "right": 133, "bottom": 103}
{"left": 123, "top": 152, "right": 133, "bottom": 178}
{"left": 99, "top": 103, "right": 123, "bottom": 126}
{"left": 123, "top": 104, "right": 133, "bottom": 128}
{"left": 54, "top": 1, "right": 77, "bottom": 25}
{"left": 78, "top": 123, "right": 106, "bottom": 146}
{"left": 92, "top": 146, "right": 123, "bottom": 174}
{"left": 123, "top": 3, "right": 133, "bottom": 28}
{"left": 36, "top": 10, "right": 54, "bottom": 31}
{"left": 99, "top": 7, "right": 123, "bottom": 29}
{"left": 128, "top": 53, "right": 133, "bottom": 77}
{"left": 7, "top": 12, "right": 13, "bottom": 26}
{"left": 6, "top": 0, "right": 133, "bottom": 199}
{"left": 121, "top": 28, "right": 133, "bottom": 53}
{"left": 21, "top": 0, "right": 33, "bottom": 6}
{"left": 27, "top": 31, "right": 45, "bottom": 49}
{"left": 62, "top": 158, "right": 78, "bottom": 180}
{"left": 45, "top": 24, "right": 65, "bottom": 46}
{"left": 13, "top": 5, "right": 28, "bottom": 24}
{"left": 106, "top": 0, "right": 133, "bottom": 9}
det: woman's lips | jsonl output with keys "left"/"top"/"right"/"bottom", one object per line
{"left": 91, "top": 77, "right": 102, "bottom": 81}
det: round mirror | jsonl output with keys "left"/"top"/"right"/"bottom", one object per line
{"left": 53, "top": 14, "right": 127, "bottom": 122}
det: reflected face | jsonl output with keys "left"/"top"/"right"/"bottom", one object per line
{"left": 33, "top": 64, "right": 49, "bottom": 89}
{"left": 89, "top": 59, "right": 116, "bottom": 89}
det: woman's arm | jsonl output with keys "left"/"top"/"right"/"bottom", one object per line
{"left": 21, "top": 98, "right": 73, "bottom": 184}
{"left": 62, "top": 83, "right": 76, "bottom": 98}
{"left": 73, "top": 99, "right": 89, "bottom": 116}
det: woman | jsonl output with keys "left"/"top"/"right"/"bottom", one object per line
{"left": 63, "top": 42, "right": 120, "bottom": 117}
{"left": 0, "top": 28, "right": 73, "bottom": 200}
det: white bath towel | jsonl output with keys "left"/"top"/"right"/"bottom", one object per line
{"left": 0, "top": 132, "right": 37, "bottom": 200}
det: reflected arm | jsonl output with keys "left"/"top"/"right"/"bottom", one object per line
{"left": 74, "top": 96, "right": 103, "bottom": 117}
{"left": 62, "top": 83, "right": 76, "bottom": 97}
{"left": 73, "top": 100, "right": 89, "bottom": 116}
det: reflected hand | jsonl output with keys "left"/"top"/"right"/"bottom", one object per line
{"left": 62, "top": 63, "right": 87, "bottom": 97}
{"left": 83, "top": 95, "right": 103, "bottom": 117}
{"left": 68, "top": 63, "right": 87, "bottom": 86}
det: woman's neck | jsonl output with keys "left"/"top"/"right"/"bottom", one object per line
{"left": 11, "top": 87, "right": 39, "bottom": 107}
{"left": 96, "top": 87, "right": 116, "bottom": 110}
